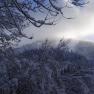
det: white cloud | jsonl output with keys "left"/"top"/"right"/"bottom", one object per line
{"left": 56, "top": 0, "right": 94, "bottom": 41}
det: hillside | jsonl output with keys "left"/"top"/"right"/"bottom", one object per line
{"left": 0, "top": 40, "right": 94, "bottom": 94}
{"left": 75, "top": 41, "right": 94, "bottom": 61}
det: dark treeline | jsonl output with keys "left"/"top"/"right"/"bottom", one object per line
{"left": 0, "top": 40, "right": 94, "bottom": 94}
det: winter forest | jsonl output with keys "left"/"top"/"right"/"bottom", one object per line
{"left": 0, "top": 0, "right": 94, "bottom": 94}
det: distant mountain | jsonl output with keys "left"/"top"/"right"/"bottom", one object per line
{"left": 15, "top": 40, "right": 94, "bottom": 62}
{"left": 74, "top": 41, "right": 94, "bottom": 60}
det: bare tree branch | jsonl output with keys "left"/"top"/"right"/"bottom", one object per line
{"left": 0, "top": 0, "right": 88, "bottom": 47}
